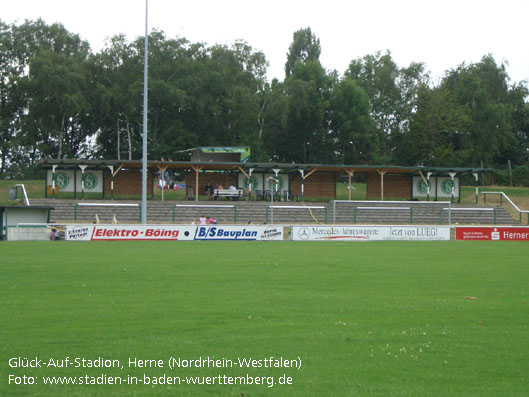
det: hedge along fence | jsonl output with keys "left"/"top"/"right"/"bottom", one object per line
{"left": 482, "top": 165, "right": 529, "bottom": 187}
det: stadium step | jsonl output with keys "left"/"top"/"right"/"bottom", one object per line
{"left": 30, "top": 199, "right": 517, "bottom": 226}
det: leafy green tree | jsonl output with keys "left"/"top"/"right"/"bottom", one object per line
{"left": 441, "top": 55, "right": 522, "bottom": 166}
{"left": 91, "top": 34, "right": 142, "bottom": 160}
{"left": 346, "top": 51, "right": 427, "bottom": 161}
{"left": 329, "top": 77, "right": 376, "bottom": 164}
{"left": 0, "top": 21, "right": 22, "bottom": 175}
{"left": 285, "top": 27, "right": 321, "bottom": 78}
{"left": 395, "top": 85, "right": 472, "bottom": 166}
{"left": 506, "top": 83, "right": 529, "bottom": 165}
{"left": 25, "top": 48, "right": 92, "bottom": 159}
{"left": 2, "top": 19, "right": 94, "bottom": 175}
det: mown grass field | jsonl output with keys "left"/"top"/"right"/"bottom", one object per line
{"left": 1, "top": 241, "right": 528, "bottom": 396}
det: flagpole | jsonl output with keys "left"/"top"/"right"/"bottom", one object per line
{"left": 141, "top": 0, "right": 148, "bottom": 224}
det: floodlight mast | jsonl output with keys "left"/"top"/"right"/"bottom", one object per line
{"left": 141, "top": 0, "right": 148, "bottom": 224}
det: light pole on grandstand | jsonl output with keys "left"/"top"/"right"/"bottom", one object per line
{"left": 268, "top": 177, "right": 279, "bottom": 223}
{"left": 141, "top": 0, "right": 148, "bottom": 224}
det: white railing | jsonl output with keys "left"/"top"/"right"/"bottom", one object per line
{"left": 482, "top": 191, "right": 529, "bottom": 224}
{"left": 74, "top": 203, "right": 141, "bottom": 222}
{"left": 14, "top": 184, "right": 30, "bottom": 206}
{"left": 172, "top": 204, "right": 237, "bottom": 223}
{"left": 332, "top": 200, "right": 452, "bottom": 224}
{"left": 442, "top": 207, "right": 497, "bottom": 225}
{"left": 266, "top": 205, "right": 327, "bottom": 224}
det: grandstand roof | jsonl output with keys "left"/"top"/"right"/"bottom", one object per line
{"left": 38, "top": 159, "right": 489, "bottom": 175}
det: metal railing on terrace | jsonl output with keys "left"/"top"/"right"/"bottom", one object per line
{"left": 482, "top": 191, "right": 529, "bottom": 224}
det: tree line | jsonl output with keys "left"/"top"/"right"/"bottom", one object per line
{"left": 1, "top": 20, "right": 528, "bottom": 179}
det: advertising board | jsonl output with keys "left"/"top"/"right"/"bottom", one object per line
{"left": 66, "top": 225, "right": 196, "bottom": 241}
{"left": 456, "top": 226, "right": 529, "bottom": 241}
{"left": 193, "top": 225, "right": 283, "bottom": 241}
{"left": 291, "top": 225, "right": 451, "bottom": 241}
{"left": 66, "top": 225, "right": 284, "bottom": 241}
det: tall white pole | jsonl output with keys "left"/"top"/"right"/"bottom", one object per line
{"left": 141, "top": 0, "right": 148, "bottom": 224}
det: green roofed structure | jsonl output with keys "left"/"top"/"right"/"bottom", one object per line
{"left": 39, "top": 156, "right": 489, "bottom": 203}
{"left": 180, "top": 146, "right": 251, "bottom": 163}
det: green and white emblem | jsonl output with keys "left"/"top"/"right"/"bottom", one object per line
{"left": 54, "top": 172, "right": 70, "bottom": 189}
{"left": 82, "top": 172, "right": 99, "bottom": 190}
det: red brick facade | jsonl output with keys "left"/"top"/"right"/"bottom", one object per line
{"left": 184, "top": 172, "right": 238, "bottom": 196}
{"left": 366, "top": 173, "right": 412, "bottom": 199}
{"left": 290, "top": 172, "right": 337, "bottom": 198}
{"left": 104, "top": 168, "right": 154, "bottom": 196}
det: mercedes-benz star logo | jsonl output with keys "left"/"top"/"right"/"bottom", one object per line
{"left": 298, "top": 227, "right": 310, "bottom": 240}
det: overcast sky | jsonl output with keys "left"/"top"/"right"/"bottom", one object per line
{"left": 3, "top": 0, "right": 528, "bottom": 84}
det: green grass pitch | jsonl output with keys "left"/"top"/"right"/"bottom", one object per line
{"left": 1, "top": 241, "right": 528, "bottom": 396}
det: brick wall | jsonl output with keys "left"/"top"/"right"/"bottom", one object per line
{"left": 105, "top": 168, "right": 154, "bottom": 196}
{"left": 184, "top": 172, "right": 237, "bottom": 197}
{"left": 366, "top": 173, "right": 412, "bottom": 199}
{"left": 290, "top": 172, "right": 337, "bottom": 198}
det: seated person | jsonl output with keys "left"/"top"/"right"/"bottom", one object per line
{"left": 208, "top": 217, "right": 217, "bottom": 225}
{"left": 214, "top": 184, "right": 224, "bottom": 200}
{"left": 204, "top": 183, "right": 213, "bottom": 198}
{"left": 199, "top": 216, "right": 207, "bottom": 225}
{"left": 228, "top": 184, "right": 236, "bottom": 191}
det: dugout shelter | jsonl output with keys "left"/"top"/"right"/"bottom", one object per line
{"left": 0, "top": 205, "right": 54, "bottom": 241}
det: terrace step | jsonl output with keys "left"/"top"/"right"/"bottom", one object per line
{"left": 30, "top": 199, "right": 517, "bottom": 226}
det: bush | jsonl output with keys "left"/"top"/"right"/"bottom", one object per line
{"left": 513, "top": 165, "right": 529, "bottom": 187}
{"left": 488, "top": 169, "right": 510, "bottom": 186}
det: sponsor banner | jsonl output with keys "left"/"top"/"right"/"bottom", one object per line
{"left": 456, "top": 226, "right": 529, "bottom": 241}
{"left": 66, "top": 225, "right": 196, "bottom": 241}
{"left": 291, "top": 225, "right": 451, "bottom": 241}
{"left": 66, "top": 225, "right": 283, "bottom": 241}
{"left": 194, "top": 225, "right": 283, "bottom": 241}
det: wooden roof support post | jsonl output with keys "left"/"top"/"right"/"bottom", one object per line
{"left": 418, "top": 170, "right": 428, "bottom": 185}
{"left": 303, "top": 167, "right": 319, "bottom": 180}
{"left": 237, "top": 166, "right": 249, "bottom": 179}
{"left": 113, "top": 163, "right": 124, "bottom": 177}
{"left": 345, "top": 169, "right": 355, "bottom": 201}
{"left": 377, "top": 169, "right": 387, "bottom": 201}
{"left": 157, "top": 165, "right": 169, "bottom": 201}
{"left": 419, "top": 169, "right": 431, "bottom": 201}
{"left": 191, "top": 166, "right": 203, "bottom": 202}
{"left": 238, "top": 166, "right": 251, "bottom": 200}
{"left": 299, "top": 167, "right": 319, "bottom": 201}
